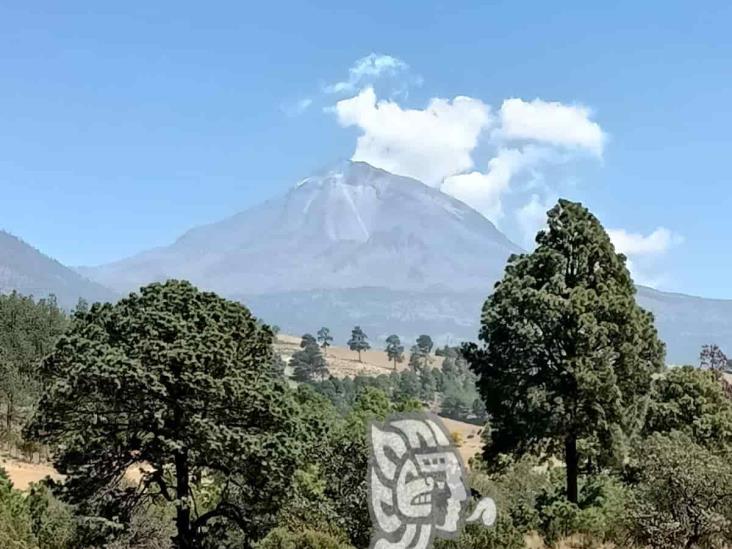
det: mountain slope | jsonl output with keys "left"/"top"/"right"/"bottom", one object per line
{"left": 80, "top": 161, "right": 521, "bottom": 295}
{"left": 0, "top": 231, "right": 116, "bottom": 308}
{"left": 78, "top": 161, "right": 732, "bottom": 364}
{"left": 636, "top": 286, "right": 732, "bottom": 364}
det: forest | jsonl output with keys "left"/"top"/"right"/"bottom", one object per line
{"left": 1, "top": 200, "right": 732, "bottom": 549}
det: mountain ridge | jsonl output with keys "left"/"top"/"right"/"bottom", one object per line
{"left": 79, "top": 161, "right": 522, "bottom": 295}
{"left": 4, "top": 161, "right": 729, "bottom": 364}
{"left": 0, "top": 230, "right": 117, "bottom": 308}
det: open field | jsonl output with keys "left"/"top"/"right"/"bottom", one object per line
{"left": 275, "top": 333, "right": 446, "bottom": 378}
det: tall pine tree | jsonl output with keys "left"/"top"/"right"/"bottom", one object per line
{"left": 464, "top": 199, "right": 664, "bottom": 503}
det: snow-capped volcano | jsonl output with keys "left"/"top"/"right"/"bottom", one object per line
{"left": 80, "top": 161, "right": 521, "bottom": 295}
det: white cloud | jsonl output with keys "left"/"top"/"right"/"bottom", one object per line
{"left": 498, "top": 98, "right": 606, "bottom": 156}
{"left": 335, "top": 87, "right": 492, "bottom": 186}
{"left": 516, "top": 193, "right": 555, "bottom": 246}
{"left": 325, "top": 53, "right": 410, "bottom": 94}
{"left": 607, "top": 227, "right": 682, "bottom": 256}
{"left": 607, "top": 227, "right": 683, "bottom": 289}
{"left": 282, "top": 97, "right": 313, "bottom": 117}
{"left": 442, "top": 147, "right": 549, "bottom": 221}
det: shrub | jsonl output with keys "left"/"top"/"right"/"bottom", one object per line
{"left": 27, "top": 482, "right": 75, "bottom": 549}
{"left": 255, "top": 527, "right": 355, "bottom": 549}
{"left": 0, "top": 468, "right": 36, "bottom": 549}
{"left": 627, "top": 432, "right": 732, "bottom": 549}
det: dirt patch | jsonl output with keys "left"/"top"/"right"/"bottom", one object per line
{"left": 1, "top": 455, "right": 60, "bottom": 490}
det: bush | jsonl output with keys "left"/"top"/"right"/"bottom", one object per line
{"left": 0, "top": 468, "right": 36, "bottom": 549}
{"left": 255, "top": 527, "right": 355, "bottom": 549}
{"left": 627, "top": 432, "right": 732, "bottom": 549}
{"left": 26, "top": 482, "right": 75, "bottom": 549}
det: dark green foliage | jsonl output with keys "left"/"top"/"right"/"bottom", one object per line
{"left": 301, "top": 333, "right": 317, "bottom": 348}
{"left": 26, "top": 482, "right": 76, "bottom": 549}
{"left": 416, "top": 334, "right": 433, "bottom": 355}
{"left": 628, "top": 432, "right": 732, "bottom": 549}
{"left": 0, "top": 470, "right": 78, "bottom": 549}
{"left": 346, "top": 326, "right": 370, "bottom": 362}
{"left": 291, "top": 341, "right": 329, "bottom": 383}
{"left": 316, "top": 328, "right": 333, "bottom": 353}
{"left": 25, "top": 280, "right": 305, "bottom": 548}
{"left": 384, "top": 334, "right": 404, "bottom": 370}
{"left": 310, "top": 352, "right": 482, "bottom": 423}
{"left": 644, "top": 365, "right": 732, "bottom": 448}
{"left": 0, "top": 468, "right": 36, "bottom": 548}
{"left": 0, "top": 292, "right": 68, "bottom": 437}
{"left": 699, "top": 343, "right": 729, "bottom": 372}
{"left": 465, "top": 199, "right": 665, "bottom": 502}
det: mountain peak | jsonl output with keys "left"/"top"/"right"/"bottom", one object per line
{"left": 81, "top": 162, "right": 522, "bottom": 295}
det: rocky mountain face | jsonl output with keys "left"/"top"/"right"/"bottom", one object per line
{"left": 71, "top": 160, "right": 732, "bottom": 364}
{"left": 0, "top": 230, "right": 116, "bottom": 309}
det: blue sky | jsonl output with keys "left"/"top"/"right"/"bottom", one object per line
{"left": 1, "top": 1, "right": 731, "bottom": 297}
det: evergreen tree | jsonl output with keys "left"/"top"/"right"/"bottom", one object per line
{"left": 700, "top": 343, "right": 730, "bottom": 372}
{"left": 0, "top": 292, "right": 68, "bottom": 433}
{"left": 416, "top": 334, "right": 433, "bottom": 356}
{"left": 384, "top": 335, "right": 404, "bottom": 370}
{"left": 347, "top": 326, "right": 370, "bottom": 362}
{"left": 408, "top": 334, "right": 434, "bottom": 370}
{"left": 316, "top": 327, "right": 334, "bottom": 354}
{"left": 644, "top": 365, "right": 732, "bottom": 448}
{"left": 464, "top": 199, "right": 665, "bottom": 503}
{"left": 301, "top": 333, "right": 317, "bottom": 348}
{"left": 25, "top": 281, "right": 305, "bottom": 548}
{"left": 291, "top": 341, "right": 329, "bottom": 382}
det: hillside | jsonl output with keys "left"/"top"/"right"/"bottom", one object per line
{"left": 75, "top": 161, "right": 732, "bottom": 364}
{"left": 0, "top": 230, "right": 117, "bottom": 309}
{"left": 79, "top": 161, "right": 520, "bottom": 295}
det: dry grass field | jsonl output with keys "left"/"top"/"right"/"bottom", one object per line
{"left": 275, "top": 333, "right": 446, "bottom": 378}
{"left": 2, "top": 335, "right": 479, "bottom": 490}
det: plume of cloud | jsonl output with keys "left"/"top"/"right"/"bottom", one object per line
{"left": 325, "top": 53, "right": 411, "bottom": 94}
{"left": 335, "top": 87, "right": 492, "bottom": 186}
{"left": 516, "top": 193, "right": 557, "bottom": 246}
{"left": 498, "top": 98, "right": 606, "bottom": 156}
{"left": 607, "top": 227, "right": 683, "bottom": 256}
{"left": 442, "top": 147, "right": 550, "bottom": 221}
{"left": 282, "top": 97, "right": 313, "bottom": 117}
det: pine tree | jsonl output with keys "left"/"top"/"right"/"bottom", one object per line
{"left": 385, "top": 334, "right": 404, "bottom": 370}
{"left": 291, "top": 341, "right": 329, "bottom": 382}
{"left": 464, "top": 199, "right": 665, "bottom": 503}
{"left": 347, "top": 326, "right": 370, "bottom": 362}
{"left": 317, "top": 327, "right": 334, "bottom": 354}
{"left": 25, "top": 281, "right": 305, "bottom": 548}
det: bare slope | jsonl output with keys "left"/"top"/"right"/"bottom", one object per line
{"left": 80, "top": 161, "right": 520, "bottom": 295}
{"left": 0, "top": 230, "right": 117, "bottom": 308}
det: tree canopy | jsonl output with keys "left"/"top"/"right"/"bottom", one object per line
{"left": 644, "top": 365, "right": 732, "bottom": 448}
{"left": 25, "top": 280, "right": 305, "bottom": 548}
{"left": 464, "top": 199, "right": 665, "bottom": 502}
{"left": 291, "top": 338, "right": 329, "bottom": 382}
{"left": 316, "top": 328, "right": 333, "bottom": 353}
{"left": 346, "top": 327, "right": 370, "bottom": 362}
{"left": 384, "top": 335, "right": 404, "bottom": 370}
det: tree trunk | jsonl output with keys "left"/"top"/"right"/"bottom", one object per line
{"left": 6, "top": 393, "right": 14, "bottom": 432}
{"left": 358, "top": 350, "right": 362, "bottom": 362}
{"left": 174, "top": 449, "right": 193, "bottom": 548}
{"left": 565, "top": 434, "right": 578, "bottom": 504}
